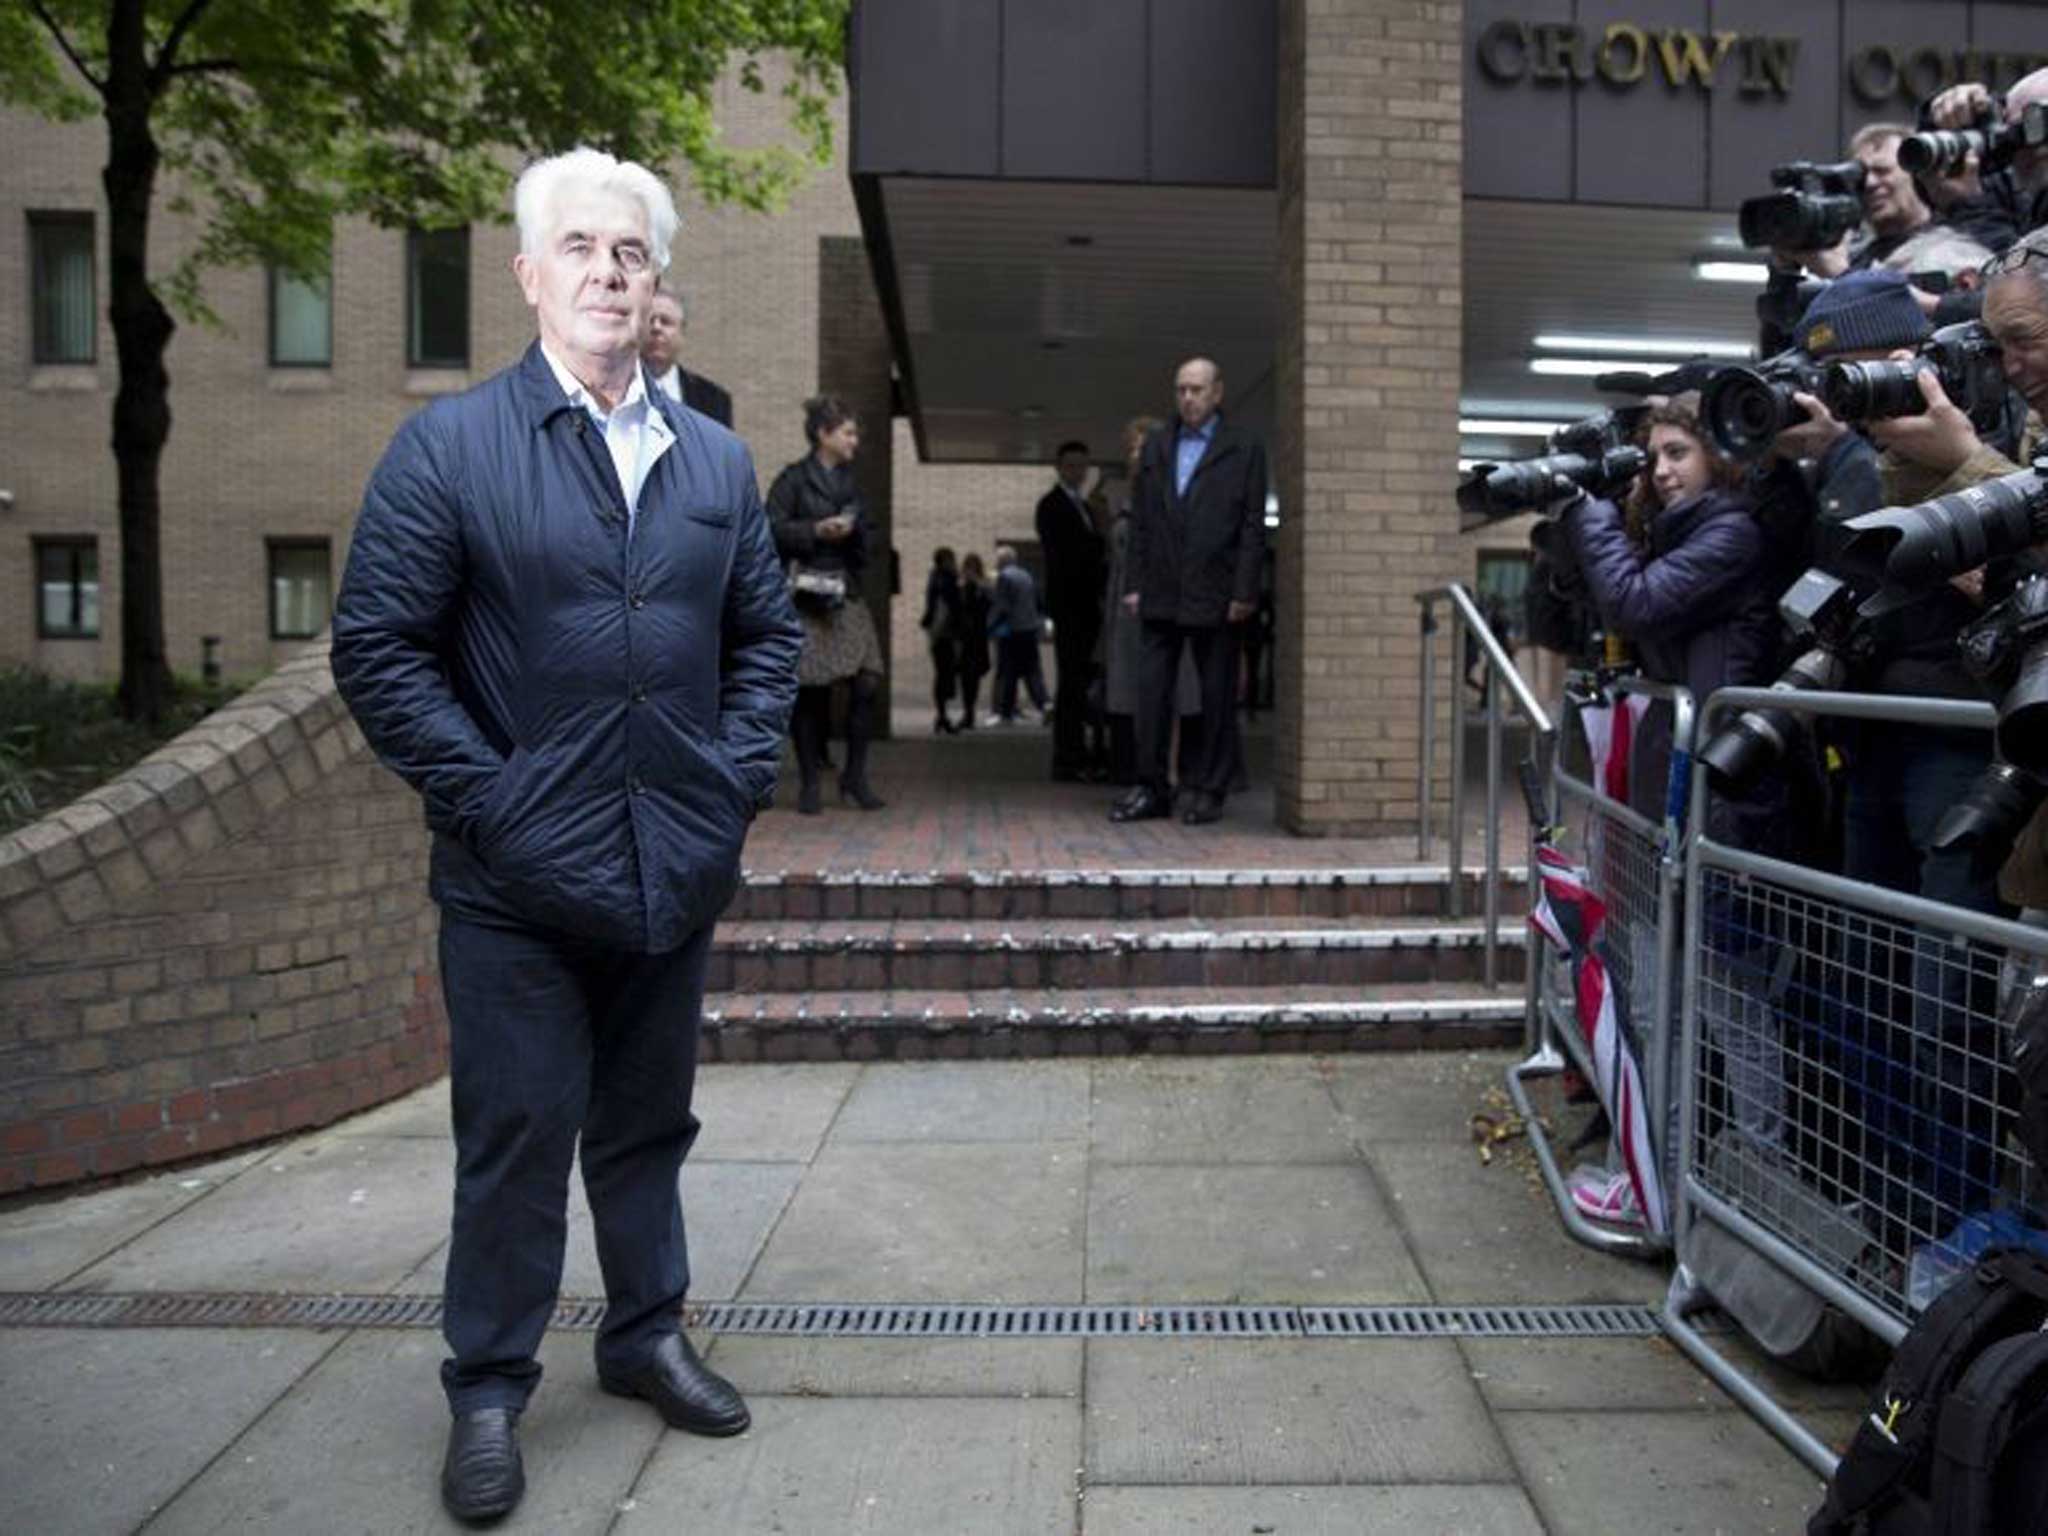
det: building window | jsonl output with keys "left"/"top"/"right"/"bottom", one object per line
{"left": 406, "top": 225, "right": 469, "bottom": 369}
{"left": 29, "top": 212, "right": 96, "bottom": 365}
{"left": 269, "top": 260, "right": 332, "bottom": 367}
{"left": 268, "top": 539, "right": 332, "bottom": 640}
{"left": 35, "top": 538, "right": 100, "bottom": 639}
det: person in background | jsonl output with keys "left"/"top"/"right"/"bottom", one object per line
{"left": 956, "top": 552, "right": 993, "bottom": 730}
{"left": 641, "top": 287, "right": 733, "bottom": 427}
{"left": 766, "top": 395, "right": 887, "bottom": 814}
{"left": 921, "top": 546, "right": 963, "bottom": 735}
{"left": 1037, "top": 439, "right": 1109, "bottom": 781}
{"left": 989, "top": 545, "right": 1050, "bottom": 724}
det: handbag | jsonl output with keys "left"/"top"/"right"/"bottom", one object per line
{"left": 788, "top": 561, "right": 848, "bottom": 614}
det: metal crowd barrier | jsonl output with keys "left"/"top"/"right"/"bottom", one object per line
{"left": 1660, "top": 688, "right": 2046, "bottom": 1477}
{"left": 1414, "top": 583, "right": 1553, "bottom": 991}
{"left": 1506, "top": 675, "right": 1695, "bottom": 1260}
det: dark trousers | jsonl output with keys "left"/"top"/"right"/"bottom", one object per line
{"left": 997, "top": 631, "right": 1048, "bottom": 717}
{"left": 1135, "top": 619, "right": 1238, "bottom": 798}
{"left": 930, "top": 640, "right": 960, "bottom": 719}
{"left": 1840, "top": 725, "right": 2013, "bottom": 1229}
{"left": 792, "top": 675, "right": 879, "bottom": 796}
{"left": 959, "top": 662, "right": 987, "bottom": 724}
{"left": 1050, "top": 606, "right": 1101, "bottom": 773}
{"left": 438, "top": 914, "right": 713, "bottom": 1413}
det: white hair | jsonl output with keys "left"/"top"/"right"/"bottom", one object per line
{"left": 514, "top": 147, "right": 679, "bottom": 272}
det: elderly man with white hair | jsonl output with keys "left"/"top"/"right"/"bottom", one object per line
{"left": 332, "top": 148, "right": 800, "bottom": 1524}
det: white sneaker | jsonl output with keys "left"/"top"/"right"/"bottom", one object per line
{"left": 1568, "top": 1168, "right": 1644, "bottom": 1227}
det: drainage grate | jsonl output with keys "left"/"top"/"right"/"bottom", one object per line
{"left": 0, "top": 1292, "right": 1659, "bottom": 1340}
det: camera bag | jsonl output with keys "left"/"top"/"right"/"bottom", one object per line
{"left": 1807, "top": 1249, "right": 2048, "bottom": 1535}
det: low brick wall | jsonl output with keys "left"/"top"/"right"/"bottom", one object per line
{"left": 0, "top": 640, "right": 445, "bottom": 1196}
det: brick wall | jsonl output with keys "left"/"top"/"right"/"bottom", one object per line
{"left": 1274, "top": 0, "right": 1466, "bottom": 835}
{"left": 0, "top": 641, "right": 443, "bottom": 1196}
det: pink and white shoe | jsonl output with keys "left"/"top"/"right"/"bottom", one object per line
{"left": 1569, "top": 1168, "right": 1645, "bottom": 1227}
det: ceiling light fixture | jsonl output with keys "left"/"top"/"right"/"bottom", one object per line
{"left": 1527, "top": 358, "right": 1657, "bottom": 377}
{"left": 1533, "top": 334, "right": 1751, "bottom": 359}
{"left": 1693, "top": 259, "right": 1771, "bottom": 284}
{"left": 1458, "top": 417, "right": 1566, "bottom": 437}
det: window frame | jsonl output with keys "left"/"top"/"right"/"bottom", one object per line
{"left": 266, "top": 258, "right": 333, "bottom": 368}
{"left": 265, "top": 536, "right": 333, "bottom": 641}
{"left": 28, "top": 210, "right": 97, "bottom": 366}
{"left": 33, "top": 536, "right": 101, "bottom": 640}
{"left": 405, "top": 224, "right": 471, "bottom": 370}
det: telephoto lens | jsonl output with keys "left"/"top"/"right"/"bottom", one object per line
{"left": 1821, "top": 324, "right": 2006, "bottom": 427}
{"left": 1930, "top": 757, "right": 2048, "bottom": 875}
{"left": 1822, "top": 358, "right": 1929, "bottom": 422}
{"left": 1837, "top": 461, "right": 2048, "bottom": 590}
{"left": 1898, "top": 128, "right": 1990, "bottom": 177}
{"left": 1699, "top": 569, "right": 1866, "bottom": 788}
{"left": 1700, "top": 357, "right": 1825, "bottom": 459}
{"left": 1455, "top": 446, "right": 1648, "bottom": 520}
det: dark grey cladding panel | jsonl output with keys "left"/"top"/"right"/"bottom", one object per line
{"left": 1840, "top": 0, "right": 1952, "bottom": 143}
{"left": 1464, "top": 0, "right": 1575, "bottom": 202}
{"left": 1976, "top": 2, "right": 2048, "bottom": 58}
{"left": 1710, "top": 0, "right": 1843, "bottom": 211}
{"left": 1574, "top": 0, "right": 1709, "bottom": 208}
{"left": 851, "top": 0, "right": 1002, "bottom": 175}
{"left": 1002, "top": 0, "right": 1148, "bottom": 181}
{"left": 1149, "top": 0, "right": 1277, "bottom": 186}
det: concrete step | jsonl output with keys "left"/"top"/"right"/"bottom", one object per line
{"left": 709, "top": 916, "right": 1528, "bottom": 994}
{"left": 726, "top": 864, "right": 1530, "bottom": 923}
{"left": 700, "top": 982, "right": 1526, "bottom": 1062}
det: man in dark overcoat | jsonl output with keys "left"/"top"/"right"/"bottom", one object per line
{"left": 331, "top": 146, "right": 800, "bottom": 1525}
{"left": 1035, "top": 439, "right": 1109, "bottom": 780}
{"left": 1112, "top": 357, "right": 1267, "bottom": 825}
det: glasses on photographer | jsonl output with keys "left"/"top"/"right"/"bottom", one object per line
{"left": 1984, "top": 241, "right": 2048, "bottom": 280}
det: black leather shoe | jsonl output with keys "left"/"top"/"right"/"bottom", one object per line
{"left": 1181, "top": 791, "right": 1223, "bottom": 825}
{"left": 599, "top": 1333, "right": 750, "bottom": 1436}
{"left": 1109, "top": 787, "right": 1171, "bottom": 823}
{"left": 442, "top": 1407, "right": 524, "bottom": 1525}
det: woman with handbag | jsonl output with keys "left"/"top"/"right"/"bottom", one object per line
{"left": 766, "top": 395, "right": 887, "bottom": 814}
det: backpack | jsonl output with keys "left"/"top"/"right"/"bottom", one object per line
{"left": 1808, "top": 1249, "right": 2048, "bottom": 1535}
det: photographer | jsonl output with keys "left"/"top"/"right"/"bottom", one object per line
{"left": 1782, "top": 124, "right": 1992, "bottom": 286}
{"left": 1562, "top": 400, "right": 1808, "bottom": 1158}
{"left": 1920, "top": 69, "right": 2048, "bottom": 256}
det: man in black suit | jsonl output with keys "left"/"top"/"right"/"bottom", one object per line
{"left": 643, "top": 287, "right": 734, "bottom": 427}
{"left": 1035, "top": 439, "right": 1109, "bottom": 781}
{"left": 1111, "top": 357, "right": 1266, "bottom": 827}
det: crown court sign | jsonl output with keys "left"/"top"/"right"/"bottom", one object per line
{"left": 1463, "top": 0, "right": 2048, "bottom": 212}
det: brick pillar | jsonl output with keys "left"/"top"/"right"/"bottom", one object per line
{"left": 816, "top": 234, "right": 896, "bottom": 733}
{"left": 1275, "top": 0, "right": 1464, "bottom": 835}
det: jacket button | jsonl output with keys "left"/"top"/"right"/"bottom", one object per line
{"left": 629, "top": 592, "right": 646, "bottom": 609}
{"left": 628, "top": 775, "right": 646, "bottom": 796}
{"left": 631, "top": 687, "right": 647, "bottom": 704}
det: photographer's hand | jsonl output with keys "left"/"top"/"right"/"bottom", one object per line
{"left": 1929, "top": 81, "right": 1994, "bottom": 130}
{"left": 1774, "top": 393, "right": 1850, "bottom": 461}
{"left": 1780, "top": 238, "right": 1851, "bottom": 280}
{"left": 1868, "top": 371, "right": 1981, "bottom": 475}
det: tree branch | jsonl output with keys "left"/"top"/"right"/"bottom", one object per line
{"left": 25, "top": 0, "right": 105, "bottom": 94}
{"left": 149, "top": 0, "right": 217, "bottom": 91}
{"left": 164, "top": 55, "right": 350, "bottom": 88}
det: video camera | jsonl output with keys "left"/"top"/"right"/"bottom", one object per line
{"left": 1822, "top": 322, "right": 2008, "bottom": 433}
{"left": 1455, "top": 409, "right": 1650, "bottom": 521}
{"left": 1739, "top": 160, "right": 1868, "bottom": 252}
{"left": 1699, "top": 350, "right": 1830, "bottom": 460}
{"left": 1899, "top": 101, "right": 2048, "bottom": 177}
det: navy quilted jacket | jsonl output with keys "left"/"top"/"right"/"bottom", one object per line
{"left": 332, "top": 343, "right": 801, "bottom": 953}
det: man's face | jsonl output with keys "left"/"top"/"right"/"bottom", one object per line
{"left": 1175, "top": 362, "right": 1223, "bottom": 431}
{"left": 1056, "top": 449, "right": 1088, "bottom": 489}
{"left": 1985, "top": 273, "right": 2048, "bottom": 419}
{"left": 643, "top": 294, "right": 682, "bottom": 373}
{"left": 513, "top": 184, "right": 655, "bottom": 366}
{"left": 1857, "top": 136, "right": 1929, "bottom": 237}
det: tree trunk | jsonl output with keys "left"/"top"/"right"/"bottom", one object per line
{"left": 103, "top": 0, "right": 174, "bottom": 726}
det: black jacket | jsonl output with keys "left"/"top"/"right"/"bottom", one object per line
{"left": 1126, "top": 416, "right": 1268, "bottom": 627}
{"left": 681, "top": 369, "right": 733, "bottom": 428}
{"left": 921, "top": 564, "right": 962, "bottom": 648}
{"left": 1034, "top": 483, "right": 1107, "bottom": 624}
{"left": 765, "top": 456, "right": 867, "bottom": 578}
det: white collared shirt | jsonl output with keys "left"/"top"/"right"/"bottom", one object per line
{"left": 651, "top": 363, "right": 683, "bottom": 404}
{"left": 540, "top": 344, "right": 675, "bottom": 536}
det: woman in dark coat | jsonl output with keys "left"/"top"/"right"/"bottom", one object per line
{"left": 766, "top": 395, "right": 886, "bottom": 814}
{"left": 921, "top": 547, "right": 964, "bottom": 734}
{"left": 956, "top": 552, "right": 993, "bottom": 729}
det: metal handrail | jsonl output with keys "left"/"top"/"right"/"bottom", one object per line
{"left": 1415, "top": 583, "right": 1554, "bottom": 989}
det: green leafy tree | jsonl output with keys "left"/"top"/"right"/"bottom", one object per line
{"left": 2, "top": 0, "right": 846, "bottom": 724}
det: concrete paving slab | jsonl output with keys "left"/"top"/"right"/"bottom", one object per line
{"left": 692, "top": 1062, "right": 861, "bottom": 1162}
{"left": 1498, "top": 1409, "right": 1830, "bottom": 1536}
{"left": 740, "top": 1142, "right": 1087, "bottom": 1302}
{"left": 144, "top": 1327, "right": 663, "bottom": 1536}
{"left": 1091, "top": 1057, "right": 1357, "bottom": 1164}
{"left": 1324, "top": 1049, "right": 1520, "bottom": 1143}
{"left": 1080, "top": 1484, "right": 1545, "bottom": 1535}
{"left": 1368, "top": 1139, "right": 1667, "bottom": 1304}
{"left": 0, "top": 1148, "right": 259, "bottom": 1290}
{"left": 704, "top": 1335, "right": 1082, "bottom": 1399}
{"left": 63, "top": 1134, "right": 452, "bottom": 1294}
{"left": 1085, "top": 1340, "right": 1513, "bottom": 1485}
{"left": 326, "top": 1076, "right": 450, "bottom": 1139}
{"left": 1460, "top": 1332, "right": 1876, "bottom": 1415}
{"left": 0, "top": 1327, "right": 333, "bottom": 1536}
{"left": 615, "top": 1396, "right": 1079, "bottom": 1536}
{"left": 829, "top": 1060, "right": 1088, "bottom": 1144}
{"left": 1086, "top": 1164, "right": 1428, "bottom": 1303}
